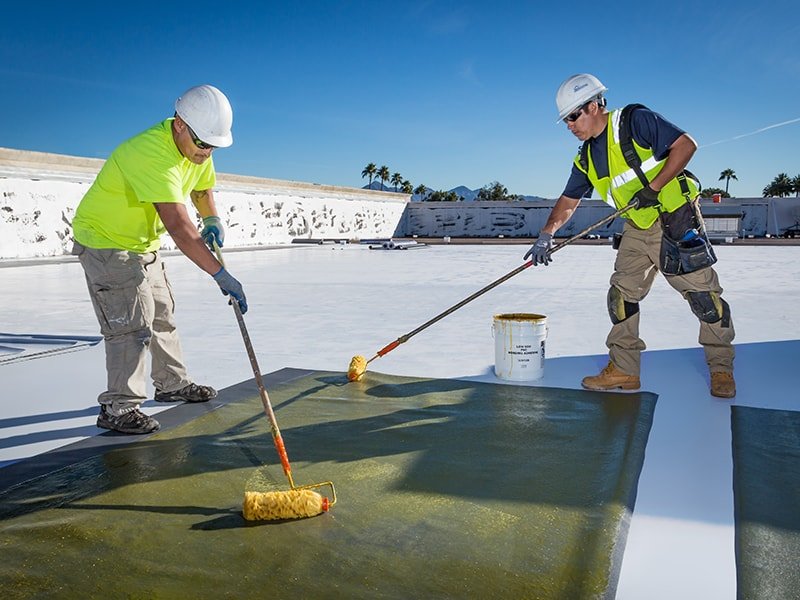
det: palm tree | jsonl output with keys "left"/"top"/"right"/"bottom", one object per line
{"left": 413, "top": 184, "right": 428, "bottom": 200}
{"left": 400, "top": 180, "right": 413, "bottom": 194}
{"left": 361, "top": 163, "right": 377, "bottom": 187}
{"left": 377, "top": 165, "right": 390, "bottom": 190}
{"left": 763, "top": 173, "right": 793, "bottom": 197}
{"left": 718, "top": 169, "right": 738, "bottom": 194}
{"left": 792, "top": 174, "right": 800, "bottom": 197}
{"left": 774, "top": 173, "right": 793, "bottom": 197}
{"left": 390, "top": 172, "right": 403, "bottom": 192}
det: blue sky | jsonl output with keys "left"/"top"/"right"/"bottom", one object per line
{"left": 2, "top": 0, "right": 799, "bottom": 198}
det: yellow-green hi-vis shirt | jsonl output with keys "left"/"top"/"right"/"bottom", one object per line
{"left": 72, "top": 118, "right": 216, "bottom": 253}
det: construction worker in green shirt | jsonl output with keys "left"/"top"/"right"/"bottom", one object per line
{"left": 72, "top": 84, "right": 246, "bottom": 434}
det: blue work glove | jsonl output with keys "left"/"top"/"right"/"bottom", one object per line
{"left": 212, "top": 268, "right": 248, "bottom": 314}
{"left": 523, "top": 232, "right": 554, "bottom": 266}
{"left": 201, "top": 216, "right": 225, "bottom": 250}
{"left": 632, "top": 185, "right": 660, "bottom": 209}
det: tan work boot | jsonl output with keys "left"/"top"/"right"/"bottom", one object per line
{"left": 710, "top": 371, "right": 736, "bottom": 398}
{"left": 582, "top": 361, "right": 641, "bottom": 391}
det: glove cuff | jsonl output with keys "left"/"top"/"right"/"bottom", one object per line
{"left": 212, "top": 267, "right": 226, "bottom": 280}
{"left": 643, "top": 185, "right": 659, "bottom": 198}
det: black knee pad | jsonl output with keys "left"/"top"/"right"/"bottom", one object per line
{"left": 687, "top": 291, "right": 730, "bottom": 325}
{"left": 608, "top": 286, "right": 639, "bottom": 325}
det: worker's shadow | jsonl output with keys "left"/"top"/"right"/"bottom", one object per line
{"left": 0, "top": 370, "right": 654, "bottom": 531}
{"left": 63, "top": 502, "right": 313, "bottom": 529}
{"left": 275, "top": 372, "right": 656, "bottom": 512}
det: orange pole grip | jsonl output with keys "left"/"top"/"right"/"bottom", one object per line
{"left": 274, "top": 434, "right": 292, "bottom": 476}
{"left": 377, "top": 340, "right": 400, "bottom": 356}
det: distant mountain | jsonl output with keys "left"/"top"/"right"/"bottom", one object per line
{"left": 449, "top": 186, "right": 478, "bottom": 201}
{"left": 362, "top": 180, "right": 392, "bottom": 191}
{"left": 362, "top": 182, "right": 548, "bottom": 201}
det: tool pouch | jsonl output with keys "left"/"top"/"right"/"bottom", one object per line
{"left": 659, "top": 202, "right": 717, "bottom": 275}
{"left": 612, "top": 232, "right": 623, "bottom": 250}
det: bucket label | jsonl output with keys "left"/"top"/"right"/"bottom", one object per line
{"left": 508, "top": 344, "right": 537, "bottom": 356}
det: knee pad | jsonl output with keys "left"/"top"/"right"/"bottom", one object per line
{"left": 687, "top": 291, "right": 730, "bottom": 325}
{"left": 607, "top": 286, "right": 639, "bottom": 325}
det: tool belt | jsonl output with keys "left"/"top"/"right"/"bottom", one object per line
{"left": 659, "top": 200, "right": 717, "bottom": 275}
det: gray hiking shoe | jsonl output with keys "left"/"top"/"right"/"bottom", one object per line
{"left": 154, "top": 382, "right": 217, "bottom": 403}
{"left": 97, "top": 405, "right": 160, "bottom": 434}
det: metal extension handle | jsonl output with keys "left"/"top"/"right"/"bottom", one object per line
{"left": 213, "top": 243, "right": 336, "bottom": 505}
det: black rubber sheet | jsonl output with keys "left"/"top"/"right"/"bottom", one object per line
{"left": 0, "top": 369, "right": 657, "bottom": 599}
{"left": 732, "top": 406, "right": 800, "bottom": 599}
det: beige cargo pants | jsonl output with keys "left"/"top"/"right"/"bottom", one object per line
{"left": 607, "top": 220, "right": 735, "bottom": 376}
{"left": 73, "top": 242, "right": 191, "bottom": 411}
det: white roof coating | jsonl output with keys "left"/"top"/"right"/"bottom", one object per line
{"left": 1, "top": 242, "right": 798, "bottom": 599}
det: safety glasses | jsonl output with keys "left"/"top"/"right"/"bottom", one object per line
{"left": 563, "top": 103, "right": 588, "bottom": 123}
{"left": 187, "top": 125, "right": 217, "bottom": 150}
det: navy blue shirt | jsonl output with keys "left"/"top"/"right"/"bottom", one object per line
{"left": 562, "top": 106, "right": 686, "bottom": 199}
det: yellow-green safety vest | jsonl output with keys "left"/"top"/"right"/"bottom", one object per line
{"left": 573, "top": 108, "right": 698, "bottom": 229}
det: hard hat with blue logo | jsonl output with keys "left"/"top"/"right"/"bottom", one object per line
{"left": 555, "top": 74, "right": 607, "bottom": 123}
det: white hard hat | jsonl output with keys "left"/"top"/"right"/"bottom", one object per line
{"left": 555, "top": 74, "right": 608, "bottom": 123}
{"left": 175, "top": 85, "right": 233, "bottom": 148}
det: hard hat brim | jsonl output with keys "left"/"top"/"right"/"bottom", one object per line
{"left": 556, "top": 105, "right": 584, "bottom": 124}
{"left": 199, "top": 131, "right": 233, "bottom": 148}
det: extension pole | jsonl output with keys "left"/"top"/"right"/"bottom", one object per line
{"left": 355, "top": 201, "right": 638, "bottom": 373}
{"left": 213, "top": 244, "right": 336, "bottom": 520}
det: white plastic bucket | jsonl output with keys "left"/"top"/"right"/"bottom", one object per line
{"left": 492, "top": 313, "right": 548, "bottom": 381}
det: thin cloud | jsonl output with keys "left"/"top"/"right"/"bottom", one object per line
{"left": 412, "top": 3, "right": 469, "bottom": 36}
{"left": 700, "top": 117, "right": 800, "bottom": 149}
{"left": 431, "top": 11, "right": 468, "bottom": 34}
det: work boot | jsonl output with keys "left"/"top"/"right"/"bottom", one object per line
{"left": 154, "top": 382, "right": 217, "bottom": 403}
{"left": 581, "top": 361, "right": 641, "bottom": 391}
{"left": 97, "top": 405, "right": 160, "bottom": 434}
{"left": 710, "top": 371, "right": 736, "bottom": 398}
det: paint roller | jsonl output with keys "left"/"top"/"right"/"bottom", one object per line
{"left": 348, "top": 201, "right": 639, "bottom": 381}
{"left": 212, "top": 243, "right": 336, "bottom": 520}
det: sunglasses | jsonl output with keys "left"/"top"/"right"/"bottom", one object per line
{"left": 187, "top": 125, "right": 217, "bottom": 150}
{"left": 563, "top": 103, "right": 588, "bottom": 123}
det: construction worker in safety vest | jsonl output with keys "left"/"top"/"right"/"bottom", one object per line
{"left": 72, "top": 85, "right": 247, "bottom": 434}
{"left": 525, "top": 73, "right": 735, "bottom": 399}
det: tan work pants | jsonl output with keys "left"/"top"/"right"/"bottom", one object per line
{"left": 73, "top": 242, "right": 191, "bottom": 410}
{"left": 608, "top": 220, "right": 735, "bottom": 376}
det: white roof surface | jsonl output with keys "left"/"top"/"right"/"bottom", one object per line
{"left": 1, "top": 242, "right": 798, "bottom": 599}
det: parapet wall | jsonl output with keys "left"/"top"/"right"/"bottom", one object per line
{"left": 3, "top": 147, "right": 799, "bottom": 260}
{"left": 0, "top": 148, "right": 408, "bottom": 260}
{"left": 403, "top": 197, "right": 800, "bottom": 239}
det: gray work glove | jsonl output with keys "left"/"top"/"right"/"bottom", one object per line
{"left": 524, "top": 232, "right": 554, "bottom": 265}
{"left": 201, "top": 216, "right": 225, "bottom": 250}
{"left": 632, "top": 185, "right": 660, "bottom": 209}
{"left": 213, "top": 268, "right": 248, "bottom": 314}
